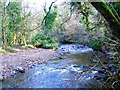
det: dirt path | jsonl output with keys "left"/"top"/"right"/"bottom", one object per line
{"left": 0, "top": 48, "right": 60, "bottom": 79}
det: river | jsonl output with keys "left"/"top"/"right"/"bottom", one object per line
{"left": 2, "top": 44, "right": 107, "bottom": 88}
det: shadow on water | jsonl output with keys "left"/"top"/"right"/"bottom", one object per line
{"left": 2, "top": 45, "right": 107, "bottom": 88}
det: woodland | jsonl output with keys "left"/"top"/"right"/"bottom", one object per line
{"left": 0, "top": 0, "right": 120, "bottom": 89}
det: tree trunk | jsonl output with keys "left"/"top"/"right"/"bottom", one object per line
{"left": 1, "top": 2, "right": 7, "bottom": 49}
{"left": 90, "top": 1, "right": 120, "bottom": 39}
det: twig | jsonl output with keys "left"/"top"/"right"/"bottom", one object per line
{"left": 58, "top": 7, "right": 73, "bottom": 30}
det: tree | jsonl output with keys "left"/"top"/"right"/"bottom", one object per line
{"left": 1, "top": 1, "right": 7, "bottom": 49}
{"left": 31, "top": 1, "right": 58, "bottom": 49}
{"left": 44, "top": 6, "right": 57, "bottom": 34}
{"left": 6, "top": 1, "right": 22, "bottom": 45}
{"left": 20, "top": 12, "right": 31, "bottom": 46}
{"left": 70, "top": 1, "right": 120, "bottom": 40}
{"left": 90, "top": 1, "right": 120, "bottom": 39}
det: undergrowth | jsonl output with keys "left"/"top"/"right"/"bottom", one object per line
{"left": 31, "top": 33, "right": 58, "bottom": 49}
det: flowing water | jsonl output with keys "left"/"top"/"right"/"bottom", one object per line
{"left": 2, "top": 44, "right": 107, "bottom": 88}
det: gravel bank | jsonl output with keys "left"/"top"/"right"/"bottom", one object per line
{"left": 0, "top": 48, "right": 60, "bottom": 80}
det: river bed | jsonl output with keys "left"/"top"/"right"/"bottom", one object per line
{"left": 2, "top": 44, "right": 107, "bottom": 88}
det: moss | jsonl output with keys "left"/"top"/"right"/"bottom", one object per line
{"left": 100, "top": 1, "right": 120, "bottom": 25}
{"left": 91, "top": 1, "right": 120, "bottom": 39}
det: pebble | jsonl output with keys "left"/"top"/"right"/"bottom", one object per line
{"left": 15, "top": 66, "right": 25, "bottom": 73}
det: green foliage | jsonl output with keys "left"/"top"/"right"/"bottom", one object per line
{"left": 5, "top": 2, "right": 30, "bottom": 46}
{"left": 109, "top": 2, "right": 120, "bottom": 16}
{"left": 6, "top": 30, "right": 12, "bottom": 46}
{"left": 6, "top": 2, "right": 22, "bottom": 45}
{"left": 19, "top": 12, "right": 31, "bottom": 46}
{"left": 89, "top": 39, "right": 104, "bottom": 51}
{"left": 71, "top": 2, "right": 94, "bottom": 32}
{"left": 31, "top": 33, "right": 58, "bottom": 49}
{"left": 31, "top": 5, "right": 58, "bottom": 49}
{"left": 45, "top": 12, "right": 57, "bottom": 30}
{"left": 7, "top": 2, "right": 22, "bottom": 24}
{"left": 44, "top": 6, "right": 57, "bottom": 34}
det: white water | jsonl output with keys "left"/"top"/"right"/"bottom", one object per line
{"left": 57, "top": 44, "right": 93, "bottom": 55}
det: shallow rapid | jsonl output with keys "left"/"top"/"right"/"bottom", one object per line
{"left": 2, "top": 44, "right": 107, "bottom": 88}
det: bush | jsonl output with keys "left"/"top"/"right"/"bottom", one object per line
{"left": 31, "top": 33, "right": 58, "bottom": 49}
{"left": 89, "top": 39, "right": 103, "bottom": 51}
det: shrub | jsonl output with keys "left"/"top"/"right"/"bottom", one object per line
{"left": 31, "top": 33, "right": 58, "bottom": 49}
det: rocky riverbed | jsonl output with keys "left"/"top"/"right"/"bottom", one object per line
{"left": 0, "top": 48, "right": 60, "bottom": 80}
{"left": 0, "top": 44, "right": 93, "bottom": 80}
{"left": 1, "top": 44, "right": 118, "bottom": 88}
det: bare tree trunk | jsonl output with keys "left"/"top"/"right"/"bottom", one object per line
{"left": 90, "top": 1, "right": 120, "bottom": 39}
{"left": 1, "top": 2, "right": 7, "bottom": 49}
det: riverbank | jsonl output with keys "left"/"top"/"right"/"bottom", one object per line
{"left": 0, "top": 48, "right": 60, "bottom": 80}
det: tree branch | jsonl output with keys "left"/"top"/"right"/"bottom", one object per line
{"left": 29, "top": 0, "right": 57, "bottom": 32}
{"left": 58, "top": 6, "right": 73, "bottom": 30}
{"left": 90, "top": 0, "right": 120, "bottom": 39}
{"left": 41, "top": 0, "right": 57, "bottom": 26}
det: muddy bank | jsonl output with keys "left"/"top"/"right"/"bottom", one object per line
{"left": 0, "top": 48, "right": 60, "bottom": 80}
